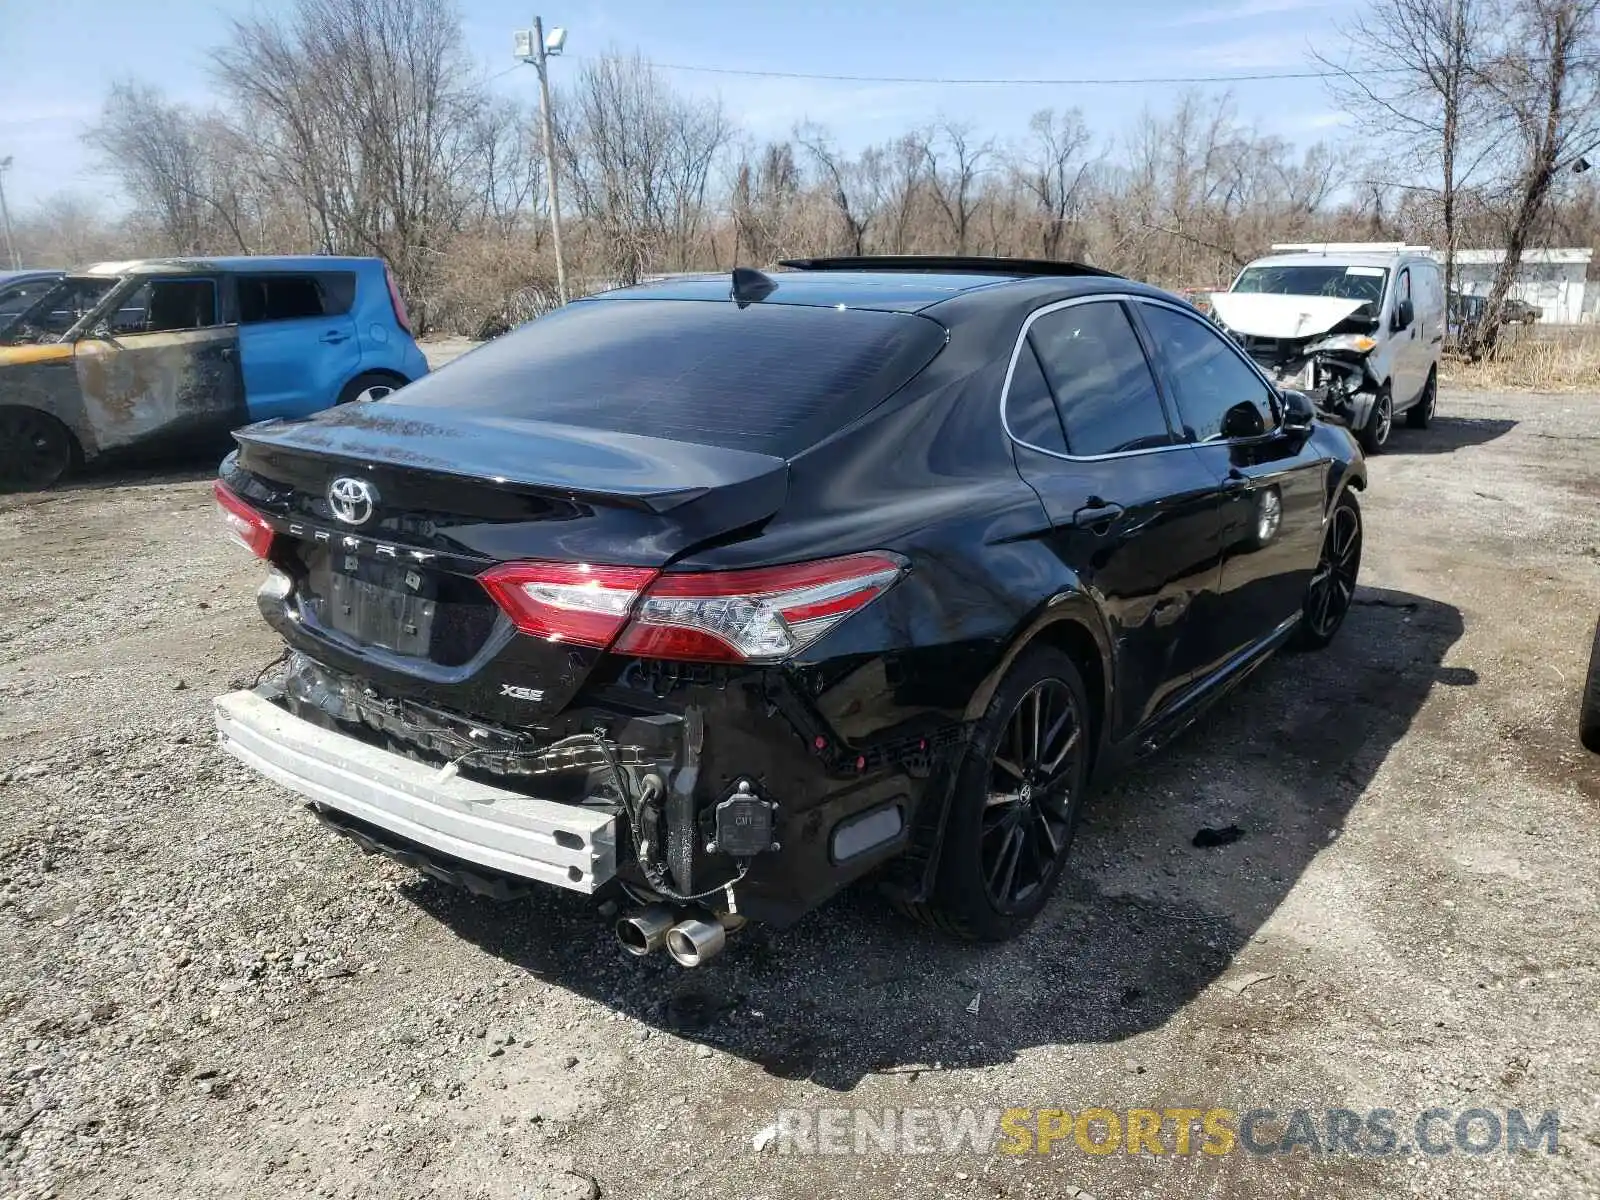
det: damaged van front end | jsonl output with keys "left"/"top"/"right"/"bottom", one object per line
{"left": 1208, "top": 292, "right": 1384, "bottom": 431}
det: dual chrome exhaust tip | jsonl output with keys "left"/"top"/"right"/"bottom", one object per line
{"left": 615, "top": 905, "right": 735, "bottom": 967}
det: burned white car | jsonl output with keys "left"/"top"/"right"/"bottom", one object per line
{"left": 1210, "top": 246, "right": 1444, "bottom": 453}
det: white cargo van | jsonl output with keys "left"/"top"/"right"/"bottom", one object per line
{"left": 1209, "top": 243, "right": 1445, "bottom": 453}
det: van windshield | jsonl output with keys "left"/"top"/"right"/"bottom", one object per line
{"left": 1233, "top": 264, "right": 1388, "bottom": 306}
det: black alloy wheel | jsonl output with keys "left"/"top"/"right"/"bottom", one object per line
{"left": 981, "top": 678, "right": 1084, "bottom": 910}
{"left": 1297, "top": 496, "right": 1362, "bottom": 649}
{"left": 909, "top": 647, "right": 1093, "bottom": 942}
{"left": 0, "top": 408, "right": 74, "bottom": 493}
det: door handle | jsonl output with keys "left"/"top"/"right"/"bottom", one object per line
{"left": 1072, "top": 495, "right": 1125, "bottom": 529}
{"left": 219, "top": 346, "right": 235, "bottom": 361}
{"left": 1222, "top": 468, "right": 1250, "bottom": 492}
{"left": 320, "top": 331, "right": 349, "bottom": 344}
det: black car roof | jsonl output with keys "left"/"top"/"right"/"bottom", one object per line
{"left": 592, "top": 258, "right": 1164, "bottom": 315}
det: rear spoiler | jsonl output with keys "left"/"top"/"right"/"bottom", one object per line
{"left": 233, "top": 404, "right": 788, "bottom": 517}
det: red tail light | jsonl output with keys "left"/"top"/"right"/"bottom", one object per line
{"left": 479, "top": 561, "right": 658, "bottom": 648}
{"left": 480, "top": 554, "right": 906, "bottom": 661}
{"left": 384, "top": 264, "right": 413, "bottom": 336}
{"left": 614, "top": 553, "right": 906, "bottom": 663}
{"left": 214, "top": 480, "right": 275, "bottom": 558}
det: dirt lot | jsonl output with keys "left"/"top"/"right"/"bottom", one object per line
{"left": 2, "top": 388, "right": 1598, "bottom": 1200}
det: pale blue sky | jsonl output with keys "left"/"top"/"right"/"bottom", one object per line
{"left": 0, "top": 0, "right": 1357, "bottom": 212}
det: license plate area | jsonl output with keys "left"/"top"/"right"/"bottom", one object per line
{"left": 325, "top": 555, "right": 437, "bottom": 656}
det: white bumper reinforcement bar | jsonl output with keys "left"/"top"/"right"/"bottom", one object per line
{"left": 214, "top": 689, "right": 617, "bottom": 893}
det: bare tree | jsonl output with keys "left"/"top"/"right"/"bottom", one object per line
{"left": 796, "top": 125, "right": 876, "bottom": 255}
{"left": 84, "top": 83, "right": 254, "bottom": 254}
{"left": 921, "top": 121, "right": 993, "bottom": 253}
{"left": 212, "top": 0, "right": 502, "bottom": 316}
{"left": 557, "top": 53, "right": 732, "bottom": 282}
{"left": 1467, "top": 0, "right": 1600, "bottom": 352}
{"left": 1323, "top": 0, "right": 1495, "bottom": 312}
{"left": 1017, "top": 108, "right": 1093, "bottom": 259}
{"left": 67, "top": 6, "right": 1547, "bottom": 333}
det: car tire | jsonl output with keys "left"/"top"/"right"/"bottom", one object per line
{"left": 1357, "top": 384, "right": 1392, "bottom": 454}
{"left": 908, "top": 646, "right": 1093, "bottom": 942}
{"left": 1581, "top": 615, "right": 1600, "bottom": 754}
{"left": 1405, "top": 369, "right": 1436, "bottom": 429}
{"left": 1293, "top": 492, "right": 1363, "bottom": 651}
{"left": 337, "top": 372, "right": 406, "bottom": 405}
{"left": 0, "top": 407, "right": 77, "bottom": 493}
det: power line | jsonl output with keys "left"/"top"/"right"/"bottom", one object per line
{"left": 578, "top": 57, "right": 1413, "bottom": 87}
{"left": 571, "top": 52, "right": 1600, "bottom": 89}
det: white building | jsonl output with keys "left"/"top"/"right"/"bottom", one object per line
{"left": 1440, "top": 248, "right": 1593, "bottom": 324}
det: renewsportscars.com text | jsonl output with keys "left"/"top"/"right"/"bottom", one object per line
{"left": 770, "top": 1106, "right": 1560, "bottom": 1157}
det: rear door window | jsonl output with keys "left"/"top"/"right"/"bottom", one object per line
{"left": 1027, "top": 301, "right": 1176, "bottom": 456}
{"left": 388, "top": 299, "right": 949, "bottom": 457}
{"left": 112, "top": 278, "right": 219, "bottom": 334}
{"left": 1004, "top": 341, "right": 1069, "bottom": 453}
{"left": 237, "top": 272, "right": 356, "bottom": 323}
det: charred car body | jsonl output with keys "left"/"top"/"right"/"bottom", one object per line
{"left": 212, "top": 257, "right": 1367, "bottom": 965}
{"left": 1209, "top": 246, "right": 1444, "bottom": 453}
{"left": 0, "top": 256, "right": 427, "bottom": 493}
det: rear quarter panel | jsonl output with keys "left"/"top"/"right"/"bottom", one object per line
{"left": 354, "top": 265, "right": 428, "bottom": 383}
{"left": 674, "top": 308, "right": 1114, "bottom": 742}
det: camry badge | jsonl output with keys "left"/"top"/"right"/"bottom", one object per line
{"left": 327, "top": 477, "right": 379, "bottom": 526}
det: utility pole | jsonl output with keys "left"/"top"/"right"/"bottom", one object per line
{"left": 516, "top": 18, "right": 569, "bottom": 306}
{"left": 0, "top": 158, "right": 19, "bottom": 270}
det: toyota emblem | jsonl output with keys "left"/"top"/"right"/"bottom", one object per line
{"left": 327, "top": 476, "right": 379, "bottom": 526}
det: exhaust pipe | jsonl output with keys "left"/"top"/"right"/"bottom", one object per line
{"left": 665, "top": 917, "right": 727, "bottom": 968}
{"left": 615, "top": 905, "right": 677, "bottom": 957}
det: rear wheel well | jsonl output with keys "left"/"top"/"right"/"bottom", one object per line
{"left": 0, "top": 406, "right": 82, "bottom": 492}
{"left": 1030, "top": 619, "right": 1106, "bottom": 767}
{"left": 336, "top": 370, "right": 410, "bottom": 405}
{"left": 350, "top": 368, "right": 409, "bottom": 389}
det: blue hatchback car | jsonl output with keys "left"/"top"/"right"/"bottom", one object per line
{"left": 0, "top": 255, "right": 429, "bottom": 491}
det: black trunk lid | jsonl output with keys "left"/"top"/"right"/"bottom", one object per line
{"left": 225, "top": 402, "right": 788, "bottom": 723}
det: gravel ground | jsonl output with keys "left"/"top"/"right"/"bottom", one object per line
{"left": 1, "top": 388, "right": 1598, "bottom": 1199}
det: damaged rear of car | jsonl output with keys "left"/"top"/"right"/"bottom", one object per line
{"left": 1210, "top": 247, "right": 1444, "bottom": 453}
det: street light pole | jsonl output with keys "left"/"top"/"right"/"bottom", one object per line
{"left": 0, "top": 158, "right": 20, "bottom": 270}
{"left": 518, "top": 18, "right": 569, "bottom": 306}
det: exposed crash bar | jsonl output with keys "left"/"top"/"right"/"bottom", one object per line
{"left": 214, "top": 688, "right": 618, "bottom": 892}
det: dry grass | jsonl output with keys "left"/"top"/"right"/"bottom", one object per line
{"left": 1442, "top": 324, "right": 1600, "bottom": 391}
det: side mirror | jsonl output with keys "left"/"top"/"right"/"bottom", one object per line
{"left": 1393, "top": 298, "right": 1415, "bottom": 331}
{"left": 1281, "top": 388, "right": 1316, "bottom": 432}
{"left": 1220, "top": 399, "right": 1268, "bottom": 439}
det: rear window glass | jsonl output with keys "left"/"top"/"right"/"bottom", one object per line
{"left": 387, "top": 299, "right": 948, "bottom": 456}
{"left": 237, "top": 272, "right": 356, "bottom": 322}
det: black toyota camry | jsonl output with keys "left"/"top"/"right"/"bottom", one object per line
{"left": 213, "top": 256, "right": 1365, "bottom": 964}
